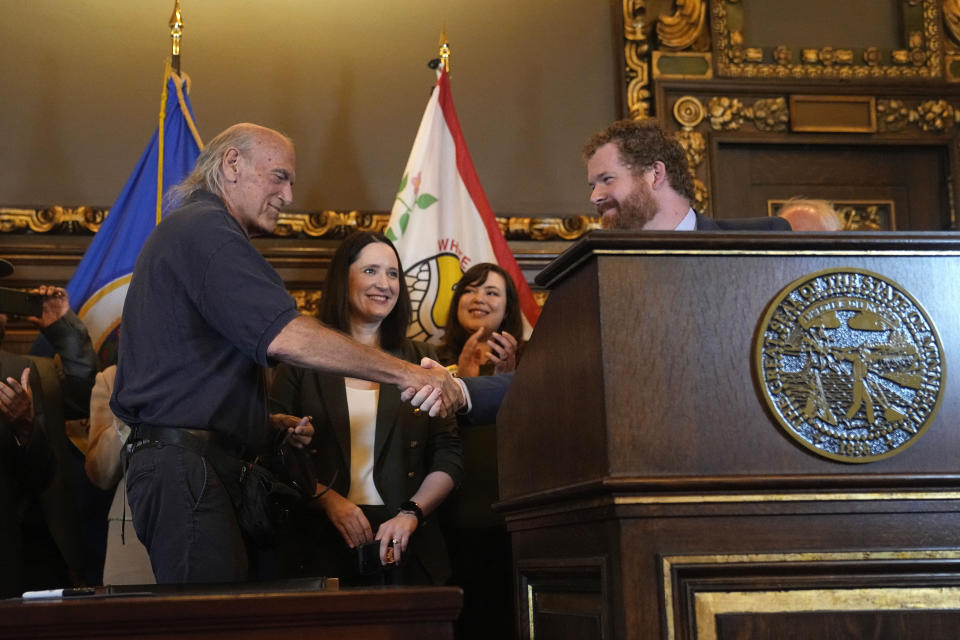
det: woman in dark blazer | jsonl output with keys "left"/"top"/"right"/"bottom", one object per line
{"left": 270, "top": 232, "right": 462, "bottom": 586}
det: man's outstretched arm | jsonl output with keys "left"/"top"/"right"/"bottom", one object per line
{"left": 267, "top": 315, "right": 459, "bottom": 416}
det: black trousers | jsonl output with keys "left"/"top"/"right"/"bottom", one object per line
{"left": 125, "top": 444, "right": 248, "bottom": 583}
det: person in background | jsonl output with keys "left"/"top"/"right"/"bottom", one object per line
{"left": 23, "top": 285, "right": 101, "bottom": 588}
{"left": 85, "top": 364, "right": 154, "bottom": 585}
{"left": 436, "top": 262, "right": 523, "bottom": 640}
{"left": 438, "top": 262, "right": 522, "bottom": 377}
{"left": 777, "top": 198, "right": 844, "bottom": 231}
{"left": 270, "top": 231, "right": 462, "bottom": 586}
{"left": 0, "top": 300, "right": 52, "bottom": 596}
{"left": 0, "top": 268, "right": 97, "bottom": 595}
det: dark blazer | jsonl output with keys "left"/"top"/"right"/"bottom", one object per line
{"left": 0, "top": 353, "right": 54, "bottom": 597}
{"left": 270, "top": 340, "right": 463, "bottom": 584}
{"left": 695, "top": 212, "right": 792, "bottom": 231}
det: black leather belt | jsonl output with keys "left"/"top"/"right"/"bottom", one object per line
{"left": 128, "top": 424, "right": 244, "bottom": 459}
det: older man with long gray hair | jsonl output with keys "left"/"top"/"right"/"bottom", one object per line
{"left": 112, "top": 123, "right": 460, "bottom": 583}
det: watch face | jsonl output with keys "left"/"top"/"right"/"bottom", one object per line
{"left": 401, "top": 500, "right": 423, "bottom": 522}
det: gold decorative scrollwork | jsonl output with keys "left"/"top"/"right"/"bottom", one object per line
{"left": 623, "top": 0, "right": 652, "bottom": 119}
{"left": 0, "top": 206, "right": 602, "bottom": 242}
{"left": 0, "top": 206, "right": 107, "bottom": 234}
{"left": 673, "top": 95, "right": 705, "bottom": 129}
{"left": 837, "top": 205, "right": 889, "bottom": 231}
{"left": 876, "top": 97, "right": 960, "bottom": 133}
{"left": 705, "top": 96, "right": 787, "bottom": 132}
{"left": 876, "top": 99, "right": 911, "bottom": 132}
{"left": 945, "top": 0, "right": 960, "bottom": 49}
{"left": 750, "top": 97, "right": 789, "bottom": 132}
{"left": 672, "top": 122, "right": 709, "bottom": 213}
{"left": 674, "top": 129, "right": 706, "bottom": 171}
{"left": 289, "top": 289, "right": 323, "bottom": 315}
{"left": 711, "top": 0, "right": 942, "bottom": 81}
{"left": 912, "top": 99, "right": 954, "bottom": 131}
{"left": 503, "top": 215, "right": 601, "bottom": 241}
{"left": 289, "top": 286, "right": 549, "bottom": 314}
{"left": 708, "top": 96, "right": 745, "bottom": 130}
{"left": 657, "top": 0, "right": 708, "bottom": 51}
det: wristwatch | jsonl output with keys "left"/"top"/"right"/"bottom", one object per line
{"left": 399, "top": 500, "right": 424, "bottom": 526}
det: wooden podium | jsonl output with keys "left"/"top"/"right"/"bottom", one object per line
{"left": 497, "top": 231, "right": 960, "bottom": 640}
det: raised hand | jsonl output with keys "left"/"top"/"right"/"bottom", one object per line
{"left": 0, "top": 367, "right": 35, "bottom": 442}
{"left": 26, "top": 285, "right": 70, "bottom": 329}
{"left": 456, "top": 327, "right": 488, "bottom": 378}
{"left": 487, "top": 330, "right": 519, "bottom": 374}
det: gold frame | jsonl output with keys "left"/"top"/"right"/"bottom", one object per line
{"left": 663, "top": 550, "right": 960, "bottom": 640}
{"left": 789, "top": 95, "right": 878, "bottom": 133}
{"left": 711, "top": 0, "right": 943, "bottom": 81}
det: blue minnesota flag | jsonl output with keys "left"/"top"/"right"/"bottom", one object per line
{"left": 68, "top": 63, "right": 202, "bottom": 363}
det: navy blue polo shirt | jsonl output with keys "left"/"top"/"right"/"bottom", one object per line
{"left": 111, "top": 190, "right": 300, "bottom": 451}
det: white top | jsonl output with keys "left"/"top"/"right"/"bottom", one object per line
{"left": 344, "top": 385, "right": 384, "bottom": 506}
{"left": 675, "top": 208, "right": 697, "bottom": 230}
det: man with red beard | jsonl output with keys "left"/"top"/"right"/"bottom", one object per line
{"left": 583, "top": 118, "right": 791, "bottom": 231}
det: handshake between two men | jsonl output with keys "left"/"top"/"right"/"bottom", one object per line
{"left": 401, "top": 357, "right": 464, "bottom": 417}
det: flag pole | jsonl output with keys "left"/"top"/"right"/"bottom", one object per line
{"left": 438, "top": 27, "right": 451, "bottom": 74}
{"left": 169, "top": 0, "right": 183, "bottom": 76}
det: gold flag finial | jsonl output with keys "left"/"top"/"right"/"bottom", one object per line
{"left": 169, "top": 0, "right": 183, "bottom": 75}
{"left": 439, "top": 27, "right": 450, "bottom": 74}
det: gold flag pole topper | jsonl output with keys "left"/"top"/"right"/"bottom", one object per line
{"left": 169, "top": 0, "right": 183, "bottom": 76}
{"left": 439, "top": 27, "right": 450, "bottom": 74}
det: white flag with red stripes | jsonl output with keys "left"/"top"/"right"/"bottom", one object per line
{"left": 386, "top": 67, "right": 540, "bottom": 342}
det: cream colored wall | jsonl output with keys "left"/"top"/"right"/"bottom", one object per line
{"left": 0, "top": 1, "right": 620, "bottom": 216}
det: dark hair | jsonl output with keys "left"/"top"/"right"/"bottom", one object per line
{"left": 441, "top": 263, "right": 522, "bottom": 354}
{"left": 319, "top": 231, "right": 411, "bottom": 351}
{"left": 581, "top": 118, "right": 694, "bottom": 202}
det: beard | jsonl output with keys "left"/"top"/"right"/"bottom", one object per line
{"left": 599, "top": 180, "right": 658, "bottom": 230}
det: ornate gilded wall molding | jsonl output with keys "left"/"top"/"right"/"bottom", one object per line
{"left": 946, "top": 0, "right": 960, "bottom": 50}
{"left": 711, "top": 0, "right": 942, "bottom": 81}
{"left": 706, "top": 95, "right": 789, "bottom": 132}
{"left": 271, "top": 210, "right": 387, "bottom": 238}
{"left": 0, "top": 206, "right": 107, "bottom": 234}
{"left": 657, "top": 0, "right": 708, "bottom": 51}
{"left": 0, "top": 206, "right": 602, "bottom": 242}
{"left": 288, "top": 287, "right": 550, "bottom": 315}
{"left": 501, "top": 215, "right": 601, "bottom": 240}
{"left": 623, "top": 0, "right": 652, "bottom": 118}
{"left": 877, "top": 97, "right": 960, "bottom": 132}
{"left": 289, "top": 289, "right": 323, "bottom": 316}
{"left": 672, "top": 96, "right": 710, "bottom": 212}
